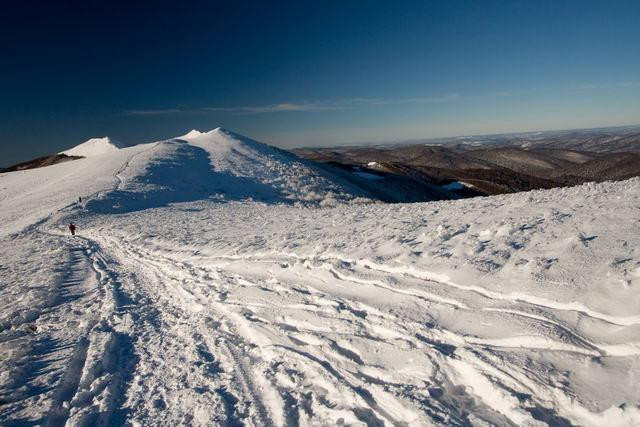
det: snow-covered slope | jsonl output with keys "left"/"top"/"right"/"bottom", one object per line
{"left": 0, "top": 142, "right": 153, "bottom": 236}
{"left": 1, "top": 127, "right": 639, "bottom": 425}
{"left": 60, "top": 136, "right": 126, "bottom": 157}
{"left": 0, "top": 128, "right": 368, "bottom": 236}
{"left": 177, "top": 127, "right": 369, "bottom": 205}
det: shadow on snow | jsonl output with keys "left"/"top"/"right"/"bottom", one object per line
{"left": 85, "top": 142, "right": 286, "bottom": 214}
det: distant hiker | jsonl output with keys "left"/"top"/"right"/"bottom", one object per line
{"left": 78, "top": 196, "right": 82, "bottom": 203}
{"left": 68, "top": 223, "right": 76, "bottom": 236}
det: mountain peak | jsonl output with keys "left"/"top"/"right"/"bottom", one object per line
{"left": 61, "top": 136, "right": 125, "bottom": 157}
{"left": 178, "top": 127, "right": 248, "bottom": 144}
{"left": 181, "top": 129, "right": 203, "bottom": 139}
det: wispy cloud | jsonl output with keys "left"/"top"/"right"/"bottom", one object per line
{"left": 121, "top": 93, "right": 474, "bottom": 116}
{"left": 570, "top": 81, "right": 640, "bottom": 90}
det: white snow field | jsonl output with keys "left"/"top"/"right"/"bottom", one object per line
{"left": 1, "top": 128, "right": 639, "bottom": 426}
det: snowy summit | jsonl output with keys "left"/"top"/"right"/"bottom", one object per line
{"left": 1, "top": 127, "right": 639, "bottom": 426}
{"left": 60, "top": 136, "right": 125, "bottom": 157}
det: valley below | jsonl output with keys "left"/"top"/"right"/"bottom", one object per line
{"left": 294, "top": 125, "right": 640, "bottom": 198}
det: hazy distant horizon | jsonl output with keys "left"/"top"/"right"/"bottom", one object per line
{"left": 266, "top": 122, "right": 640, "bottom": 150}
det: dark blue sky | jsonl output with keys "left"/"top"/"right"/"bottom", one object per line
{"left": 2, "top": 0, "right": 639, "bottom": 165}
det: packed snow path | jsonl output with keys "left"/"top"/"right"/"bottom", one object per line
{"left": 1, "top": 129, "right": 639, "bottom": 425}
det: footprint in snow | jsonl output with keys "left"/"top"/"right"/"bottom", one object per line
{"left": 537, "top": 257, "right": 559, "bottom": 269}
{"left": 578, "top": 233, "right": 597, "bottom": 247}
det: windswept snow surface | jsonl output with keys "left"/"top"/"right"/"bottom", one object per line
{"left": 1, "top": 128, "right": 640, "bottom": 426}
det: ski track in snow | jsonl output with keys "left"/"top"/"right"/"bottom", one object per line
{"left": 82, "top": 227, "right": 640, "bottom": 425}
{"left": 1, "top": 128, "right": 639, "bottom": 426}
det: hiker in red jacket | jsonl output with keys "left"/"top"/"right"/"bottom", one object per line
{"left": 68, "top": 223, "right": 76, "bottom": 236}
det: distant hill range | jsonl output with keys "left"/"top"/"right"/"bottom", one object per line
{"left": 293, "top": 125, "right": 640, "bottom": 196}
{"left": 1, "top": 153, "right": 84, "bottom": 172}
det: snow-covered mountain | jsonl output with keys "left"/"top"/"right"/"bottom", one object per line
{"left": 0, "top": 128, "right": 372, "bottom": 236}
{"left": 60, "top": 136, "right": 127, "bottom": 157}
{"left": 1, "top": 127, "right": 639, "bottom": 425}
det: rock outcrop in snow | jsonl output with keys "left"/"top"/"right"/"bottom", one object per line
{"left": 61, "top": 136, "right": 125, "bottom": 157}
